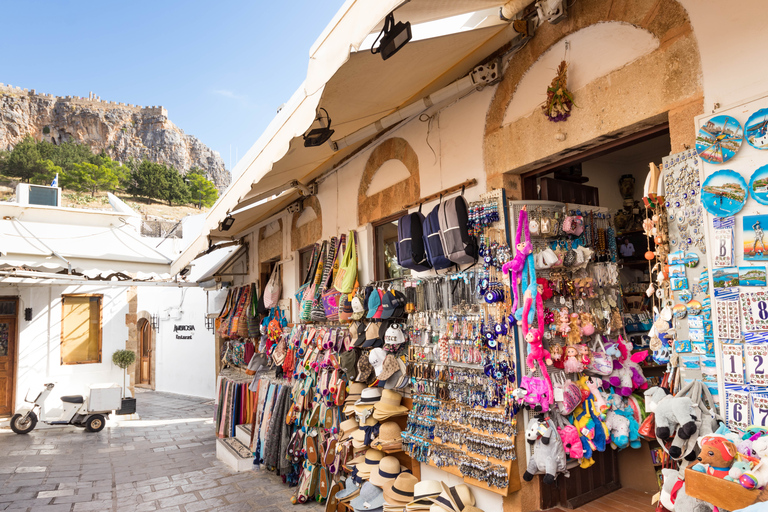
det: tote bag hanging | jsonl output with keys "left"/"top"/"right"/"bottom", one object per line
{"left": 311, "top": 240, "right": 335, "bottom": 322}
{"left": 333, "top": 231, "right": 358, "bottom": 293}
{"left": 323, "top": 236, "right": 345, "bottom": 320}
{"left": 247, "top": 283, "right": 261, "bottom": 337}
{"left": 263, "top": 264, "right": 282, "bottom": 309}
{"left": 236, "top": 285, "right": 252, "bottom": 338}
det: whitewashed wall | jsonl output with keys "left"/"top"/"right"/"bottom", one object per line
{"left": 2, "top": 284, "right": 128, "bottom": 412}
{"left": 137, "top": 286, "right": 216, "bottom": 399}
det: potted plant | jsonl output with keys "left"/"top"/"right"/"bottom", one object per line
{"left": 112, "top": 349, "right": 137, "bottom": 415}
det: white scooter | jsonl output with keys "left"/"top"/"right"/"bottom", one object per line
{"left": 10, "top": 383, "right": 111, "bottom": 434}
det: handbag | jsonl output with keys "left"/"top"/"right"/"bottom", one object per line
{"left": 272, "top": 338, "right": 288, "bottom": 366}
{"left": 553, "top": 373, "right": 583, "bottom": 415}
{"left": 562, "top": 215, "right": 584, "bottom": 235}
{"left": 263, "top": 264, "right": 282, "bottom": 309}
{"left": 638, "top": 413, "right": 656, "bottom": 441}
{"left": 236, "top": 285, "right": 251, "bottom": 338}
{"left": 322, "top": 237, "right": 344, "bottom": 321}
{"left": 247, "top": 283, "right": 261, "bottom": 337}
{"left": 587, "top": 336, "right": 614, "bottom": 376}
{"left": 312, "top": 238, "right": 337, "bottom": 322}
{"left": 333, "top": 230, "right": 358, "bottom": 293}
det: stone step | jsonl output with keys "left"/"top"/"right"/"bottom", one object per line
{"left": 235, "top": 423, "right": 252, "bottom": 447}
{"left": 216, "top": 437, "right": 254, "bottom": 473}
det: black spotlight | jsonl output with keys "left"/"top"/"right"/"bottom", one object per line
{"left": 372, "top": 13, "right": 412, "bottom": 61}
{"left": 220, "top": 215, "right": 235, "bottom": 231}
{"left": 303, "top": 108, "right": 334, "bottom": 147}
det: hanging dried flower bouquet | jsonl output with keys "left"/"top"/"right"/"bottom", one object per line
{"left": 543, "top": 60, "right": 575, "bottom": 122}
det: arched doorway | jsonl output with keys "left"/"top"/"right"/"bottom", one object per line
{"left": 138, "top": 318, "right": 152, "bottom": 385}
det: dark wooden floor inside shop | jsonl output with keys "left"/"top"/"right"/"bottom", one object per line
{"left": 543, "top": 488, "right": 655, "bottom": 512}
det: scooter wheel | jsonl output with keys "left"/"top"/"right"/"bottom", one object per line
{"left": 10, "top": 412, "right": 37, "bottom": 434}
{"left": 84, "top": 414, "right": 106, "bottom": 433}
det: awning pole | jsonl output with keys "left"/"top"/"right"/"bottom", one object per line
{"left": 11, "top": 218, "right": 73, "bottom": 274}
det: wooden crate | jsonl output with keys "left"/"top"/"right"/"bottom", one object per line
{"left": 684, "top": 468, "right": 761, "bottom": 510}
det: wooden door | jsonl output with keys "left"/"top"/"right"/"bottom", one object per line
{"left": 139, "top": 318, "right": 151, "bottom": 385}
{"left": 0, "top": 298, "right": 18, "bottom": 417}
{"left": 540, "top": 449, "right": 621, "bottom": 509}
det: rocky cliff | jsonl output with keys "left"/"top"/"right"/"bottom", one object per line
{"left": 0, "top": 84, "right": 230, "bottom": 190}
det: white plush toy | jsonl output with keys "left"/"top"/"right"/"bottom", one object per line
{"left": 746, "top": 436, "right": 768, "bottom": 487}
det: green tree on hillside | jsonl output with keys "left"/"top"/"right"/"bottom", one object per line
{"left": 185, "top": 171, "right": 218, "bottom": 208}
{"left": 157, "top": 165, "right": 190, "bottom": 206}
{"left": 0, "top": 136, "right": 41, "bottom": 182}
{"left": 63, "top": 162, "right": 121, "bottom": 197}
{"left": 30, "top": 159, "right": 62, "bottom": 185}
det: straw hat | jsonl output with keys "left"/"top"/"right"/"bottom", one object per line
{"left": 339, "top": 418, "right": 360, "bottom": 442}
{"left": 406, "top": 481, "right": 442, "bottom": 510}
{"left": 383, "top": 473, "right": 418, "bottom": 505}
{"left": 430, "top": 484, "right": 475, "bottom": 512}
{"left": 351, "top": 429, "right": 369, "bottom": 449}
{"left": 371, "top": 421, "right": 402, "bottom": 448}
{"left": 346, "top": 382, "right": 366, "bottom": 404}
{"left": 354, "top": 449, "right": 386, "bottom": 479}
{"left": 351, "top": 481, "right": 385, "bottom": 512}
{"left": 356, "top": 388, "right": 382, "bottom": 407}
{"left": 372, "top": 389, "right": 408, "bottom": 420}
{"left": 369, "top": 456, "right": 403, "bottom": 488}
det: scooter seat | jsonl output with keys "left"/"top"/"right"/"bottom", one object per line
{"left": 61, "top": 395, "right": 84, "bottom": 404}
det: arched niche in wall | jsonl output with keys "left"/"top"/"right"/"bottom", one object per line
{"left": 484, "top": 0, "right": 704, "bottom": 193}
{"left": 358, "top": 137, "right": 420, "bottom": 225}
{"left": 291, "top": 196, "right": 323, "bottom": 251}
{"left": 258, "top": 218, "right": 283, "bottom": 263}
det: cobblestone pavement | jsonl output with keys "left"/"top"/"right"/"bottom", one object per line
{"left": 0, "top": 390, "right": 323, "bottom": 512}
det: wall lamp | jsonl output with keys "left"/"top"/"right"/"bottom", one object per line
{"left": 303, "top": 108, "right": 334, "bottom": 147}
{"left": 220, "top": 215, "right": 235, "bottom": 231}
{"left": 150, "top": 314, "right": 159, "bottom": 331}
{"left": 372, "top": 12, "right": 412, "bottom": 61}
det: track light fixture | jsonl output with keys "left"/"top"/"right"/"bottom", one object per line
{"left": 220, "top": 215, "right": 235, "bottom": 231}
{"left": 372, "top": 12, "right": 412, "bottom": 61}
{"left": 303, "top": 108, "right": 334, "bottom": 147}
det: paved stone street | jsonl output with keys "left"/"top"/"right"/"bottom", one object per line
{"left": 0, "top": 390, "right": 323, "bottom": 512}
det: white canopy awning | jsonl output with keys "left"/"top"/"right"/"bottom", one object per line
{"left": 0, "top": 203, "right": 172, "bottom": 277}
{"left": 171, "top": 0, "right": 518, "bottom": 274}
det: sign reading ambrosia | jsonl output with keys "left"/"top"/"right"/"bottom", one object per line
{"left": 174, "top": 324, "right": 195, "bottom": 340}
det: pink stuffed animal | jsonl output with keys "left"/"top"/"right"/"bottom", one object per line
{"left": 505, "top": 207, "right": 532, "bottom": 315}
{"left": 523, "top": 294, "right": 553, "bottom": 370}
{"left": 558, "top": 425, "right": 584, "bottom": 459}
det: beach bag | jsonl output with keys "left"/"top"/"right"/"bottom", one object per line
{"left": 587, "top": 336, "right": 614, "bottom": 376}
{"left": 423, "top": 203, "right": 453, "bottom": 270}
{"left": 263, "top": 264, "right": 282, "bottom": 309}
{"left": 333, "top": 231, "right": 358, "bottom": 293}
{"left": 396, "top": 208, "right": 431, "bottom": 271}
{"left": 236, "top": 285, "right": 252, "bottom": 338}
{"left": 322, "top": 237, "right": 344, "bottom": 321}
{"left": 438, "top": 195, "right": 477, "bottom": 265}
{"left": 216, "top": 287, "right": 234, "bottom": 334}
{"left": 303, "top": 243, "right": 326, "bottom": 322}
{"left": 247, "top": 283, "right": 261, "bottom": 337}
{"left": 312, "top": 239, "right": 336, "bottom": 322}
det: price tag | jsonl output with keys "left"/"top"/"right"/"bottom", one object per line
{"left": 722, "top": 344, "right": 745, "bottom": 384}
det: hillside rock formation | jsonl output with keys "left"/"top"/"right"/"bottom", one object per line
{"left": 0, "top": 84, "right": 230, "bottom": 189}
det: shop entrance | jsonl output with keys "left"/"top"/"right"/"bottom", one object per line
{"left": 138, "top": 318, "right": 152, "bottom": 385}
{"left": 518, "top": 126, "right": 672, "bottom": 509}
{"left": 0, "top": 298, "right": 18, "bottom": 417}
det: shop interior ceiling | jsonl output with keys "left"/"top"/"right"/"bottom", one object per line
{"left": 171, "top": 0, "right": 520, "bottom": 275}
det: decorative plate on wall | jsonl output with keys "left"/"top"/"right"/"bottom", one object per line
{"left": 701, "top": 169, "right": 747, "bottom": 217}
{"left": 749, "top": 164, "right": 768, "bottom": 205}
{"left": 696, "top": 115, "right": 744, "bottom": 164}
{"left": 745, "top": 108, "right": 768, "bottom": 150}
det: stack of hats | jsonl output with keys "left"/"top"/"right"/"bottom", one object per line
{"left": 383, "top": 473, "right": 419, "bottom": 512}
{"left": 369, "top": 456, "right": 407, "bottom": 489}
{"left": 373, "top": 389, "right": 409, "bottom": 421}
{"left": 371, "top": 421, "right": 402, "bottom": 452}
{"left": 351, "top": 481, "right": 385, "bottom": 512}
{"left": 429, "top": 483, "right": 479, "bottom": 512}
{"left": 355, "top": 388, "right": 382, "bottom": 424}
{"left": 339, "top": 417, "right": 360, "bottom": 442}
{"left": 406, "top": 481, "right": 441, "bottom": 511}
{"left": 344, "top": 382, "right": 367, "bottom": 416}
{"left": 349, "top": 448, "right": 385, "bottom": 480}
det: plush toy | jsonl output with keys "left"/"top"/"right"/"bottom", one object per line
{"left": 746, "top": 436, "right": 768, "bottom": 488}
{"left": 581, "top": 376, "right": 608, "bottom": 415}
{"left": 523, "top": 415, "right": 569, "bottom": 485}
{"left": 506, "top": 207, "right": 532, "bottom": 316}
{"left": 605, "top": 410, "right": 630, "bottom": 450}
{"left": 692, "top": 435, "right": 737, "bottom": 478}
{"left": 607, "top": 337, "right": 648, "bottom": 396}
{"left": 557, "top": 424, "right": 584, "bottom": 460}
{"left": 567, "top": 313, "right": 581, "bottom": 345}
{"left": 726, "top": 460, "right": 755, "bottom": 484}
{"left": 537, "top": 277, "right": 553, "bottom": 300}
{"left": 571, "top": 395, "right": 609, "bottom": 468}
{"left": 606, "top": 393, "right": 641, "bottom": 449}
{"left": 513, "top": 255, "right": 538, "bottom": 326}
{"left": 644, "top": 387, "right": 698, "bottom": 458}
{"left": 517, "top": 375, "right": 553, "bottom": 413}
{"left": 659, "top": 468, "right": 714, "bottom": 512}
{"left": 521, "top": 291, "right": 554, "bottom": 412}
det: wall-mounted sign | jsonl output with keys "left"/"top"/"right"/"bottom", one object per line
{"left": 174, "top": 324, "right": 195, "bottom": 340}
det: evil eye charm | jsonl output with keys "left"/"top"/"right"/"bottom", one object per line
{"left": 485, "top": 291, "right": 496, "bottom": 303}
{"left": 484, "top": 255, "right": 493, "bottom": 265}
{"left": 494, "top": 322, "right": 508, "bottom": 336}
{"left": 480, "top": 278, "right": 490, "bottom": 290}
{"left": 485, "top": 330, "right": 496, "bottom": 341}
{"left": 484, "top": 361, "right": 494, "bottom": 377}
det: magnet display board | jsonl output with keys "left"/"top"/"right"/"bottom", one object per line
{"left": 698, "top": 92, "right": 768, "bottom": 424}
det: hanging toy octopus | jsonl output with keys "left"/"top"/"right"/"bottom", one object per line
{"left": 502, "top": 206, "right": 532, "bottom": 320}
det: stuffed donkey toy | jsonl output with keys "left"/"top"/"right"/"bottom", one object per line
{"left": 523, "top": 415, "right": 568, "bottom": 485}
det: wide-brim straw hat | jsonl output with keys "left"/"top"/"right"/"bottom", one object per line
{"left": 430, "top": 483, "right": 475, "bottom": 512}
{"left": 407, "top": 480, "right": 442, "bottom": 510}
{"left": 336, "top": 476, "right": 362, "bottom": 501}
{"left": 351, "top": 481, "right": 385, "bottom": 512}
{"left": 382, "top": 472, "right": 418, "bottom": 505}
{"left": 369, "top": 456, "right": 403, "bottom": 488}
{"left": 372, "top": 421, "right": 402, "bottom": 445}
{"left": 351, "top": 429, "right": 369, "bottom": 449}
{"left": 354, "top": 449, "right": 386, "bottom": 478}
{"left": 340, "top": 418, "right": 360, "bottom": 441}
{"left": 373, "top": 389, "right": 408, "bottom": 415}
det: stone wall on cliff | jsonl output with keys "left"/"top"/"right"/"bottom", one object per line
{"left": 0, "top": 84, "right": 230, "bottom": 190}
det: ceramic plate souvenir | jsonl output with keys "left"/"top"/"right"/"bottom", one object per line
{"left": 701, "top": 169, "right": 747, "bottom": 217}
{"left": 672, "top": 304, "right": 687, "bottom": 319}
{"left": 750, "top": 164, "right": 768, "bottom": 205}
{"left": 746, "top": 109, "right": 768, "bottom": 150}
{"left": 696, "top": 115, "right": 744, "bottom": 164}
{"left": 684, "top": 252, "right": 699, "bottom": 268}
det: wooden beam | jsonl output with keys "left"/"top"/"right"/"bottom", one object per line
{"left": 401, "top": 178, "right": 478, "bottom": 210}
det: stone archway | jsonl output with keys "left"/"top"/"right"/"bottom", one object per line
{"left": 134, "top": 311, "right": 156, "bottom": 392}
{"left": 291, "top": 196, "right": 322, "bottom": 251}
{"left": 358, "top": 137, "right": 420, "bottom": 225}
{"left": 484, "top": 0, "right": 704, "bottom": 196}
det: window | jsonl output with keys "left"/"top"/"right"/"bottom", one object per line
{"left": 374, "top": 213, "right": 410, "bottom": 281}
{"left": 61, "top": 295, "right": 102, "bottom": 365}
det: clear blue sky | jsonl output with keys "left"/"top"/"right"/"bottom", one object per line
{"left": 1, "top": 0, "right": 346, "bottom": 172}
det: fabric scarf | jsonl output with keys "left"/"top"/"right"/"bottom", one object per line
{"left": 361, "top": 424, "right": 381, "bottom": 446}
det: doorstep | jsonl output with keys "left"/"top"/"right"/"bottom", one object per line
{"left": 216, "top": 437, "right": 254, "bottom": 472}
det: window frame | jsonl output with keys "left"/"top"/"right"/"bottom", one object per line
{"left": 60, "top": 294, "right": 103, "bottom": 365}
{"left": 372, "top": 211, "right": 409, "bottom": 281}
{"left": 297, "top": 245, "right": 316, "bottom": 286}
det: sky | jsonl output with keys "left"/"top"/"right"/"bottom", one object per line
{"left": 1, "top": 0, "right": 346, "bottom": 172}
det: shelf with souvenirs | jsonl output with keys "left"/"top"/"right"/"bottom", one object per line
{"left": 505, "top": 199, "right": 663, "bottom": 501}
